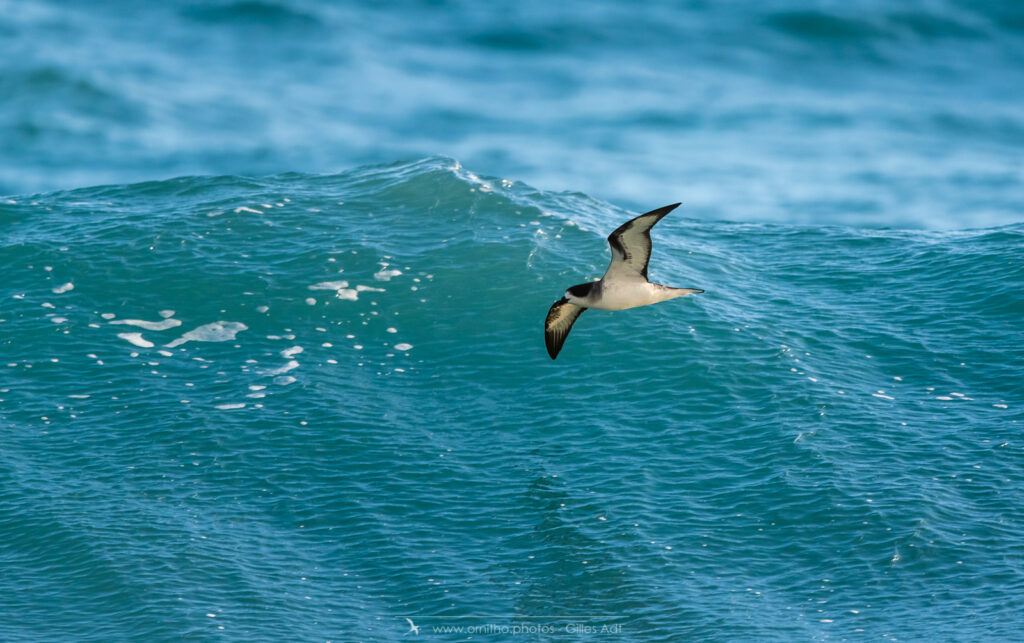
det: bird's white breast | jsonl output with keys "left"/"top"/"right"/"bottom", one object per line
{"left": 589, "top": 279, "right": 663, "bottom": 310}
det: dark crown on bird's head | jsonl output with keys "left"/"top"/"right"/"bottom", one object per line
{"left": 567, "top": 282, "right": 594, "bottom": 299}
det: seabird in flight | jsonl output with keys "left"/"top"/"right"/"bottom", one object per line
{"left": 544, "top": 203, "right": 703, "bottom": 359}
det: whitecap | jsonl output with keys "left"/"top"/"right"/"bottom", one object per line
{"left": 393, "top": 342, "right": 413, "bottom": 351}
{"left": 215, "top": 403, "right": 246, "bottom": 410}
{"left": 52, "top": 282, "right": 74, "bottom": 294}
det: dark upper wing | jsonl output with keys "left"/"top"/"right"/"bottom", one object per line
{"left": 605, "top": 203, "right": 680, "bottom": 280}
{"left": 544, "top": 298, "right": 586, "bottom": 359}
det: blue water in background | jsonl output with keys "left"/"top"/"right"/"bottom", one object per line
{"left": 4, "top": 0, "right": 1024, "bottom": 228}
{"left": 2, "top": 2, "right": 1024, "bottom": 641}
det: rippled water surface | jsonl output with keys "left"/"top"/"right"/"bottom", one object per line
{"left": 2, "top": 159, "right": 1022, "bottom": 640}
{"left": 2, "top": 1, "right": 1024, "bottom": 641}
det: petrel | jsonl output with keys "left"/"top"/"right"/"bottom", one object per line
{"left": 544, "top": 203, "right": 703, "bottom": 359}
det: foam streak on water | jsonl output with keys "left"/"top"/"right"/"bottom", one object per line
{"left": 0, "top": 158, "right": 1022, "bottom": 641}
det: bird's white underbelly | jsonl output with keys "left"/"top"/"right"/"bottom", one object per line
{"left": 590, "top": 280, "right": 662, "bottom": 310}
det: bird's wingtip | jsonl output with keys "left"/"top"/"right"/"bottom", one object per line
{"left": 641, "top": 202, "right": 682, "bottom": 217}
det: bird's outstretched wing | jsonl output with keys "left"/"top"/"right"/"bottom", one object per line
{"left": 544, "top": 298, "right": 586, "bottom": 359}
{"left": 604, "top": 203, "right": 680, "bottom": 281}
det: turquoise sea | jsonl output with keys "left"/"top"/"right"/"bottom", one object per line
{"left": 2, "top": 2, "right": 1024, "bottom": 642}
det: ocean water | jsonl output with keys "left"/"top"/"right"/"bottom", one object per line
{"left": 2, "top": 2, "right": 1024, "bottom": 642}
{"left": 3, "top": 0, "right": 1024, "bottom": 228}
{"left": 2, "top": 159, "right": 1022, "bottom": 640}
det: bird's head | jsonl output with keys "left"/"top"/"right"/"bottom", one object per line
{"left": 564, "top": 282, "right": 594, "bottom": 305}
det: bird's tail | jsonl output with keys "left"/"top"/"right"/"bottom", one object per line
{"left": 670, "top": 287, "right": 703, "bottom": 298}
{"left": 650, "top": 285, "right": 703, "bottom": 303}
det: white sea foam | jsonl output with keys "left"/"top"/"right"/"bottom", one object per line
{"left": 52, "top": 282, "right": 74, "bottom": 294}
{"left": 165, "top": 321, "right": 248, "bottom": 348}
{"left": 310, "top": 280, "right": 359, "bottom": 300}
{"left": 215, "top": 403, "right": 246, "bottom": 410}
{"left": 118, "top": 332, "right": 154, "bottom": 348}
{"left": 393, "top": 343, "right": 413, "bottom": 351}
{"left": 310, "top": 280, "right": 348, "bottom": 290}
{"left": 281, "top": 346, "right": 303, "bottom": 359}
{"left": 110, "top": 318, "right": 182, "bottom": 331}
{"left": 374, "top": 268, "right": 402, "bottom": 281}
{"left": 265, "top": 360, "right": 299, "bottom": 376}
